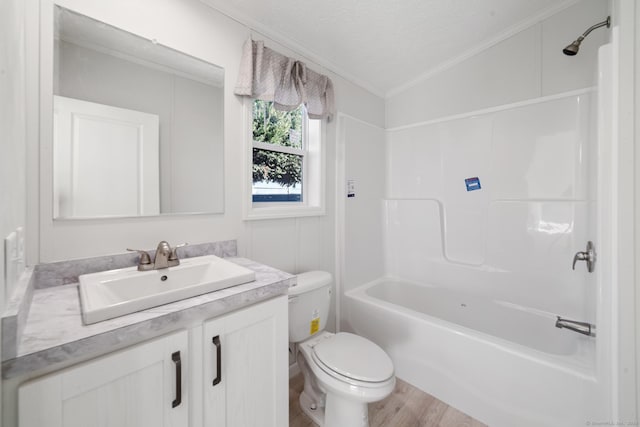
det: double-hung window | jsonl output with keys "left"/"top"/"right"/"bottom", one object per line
{"left": 245, "top": 99, "right": 324, "bottom": 219}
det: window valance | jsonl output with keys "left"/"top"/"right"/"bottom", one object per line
{"left": 234, "top": 39, "right": 335, "bottom": 120}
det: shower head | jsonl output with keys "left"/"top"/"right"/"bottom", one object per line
{"left": 563, "top": 16, "right": 610, "bottom": 56}
{"left": 562, "top": 37, "right": 583, "bottom": 56}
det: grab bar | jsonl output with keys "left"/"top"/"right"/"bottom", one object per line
{"left": 555, "top": 316, "right": 596, "bottom": 337}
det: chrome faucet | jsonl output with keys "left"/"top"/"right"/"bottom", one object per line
{"left": 153, "top": 241, "right": 173, "bottom": 269}
{"left": 555, "top": 316, "right": 595, "bottom": 337}
{"left": 127, "top": 241, "right": 188, "bottom": 271}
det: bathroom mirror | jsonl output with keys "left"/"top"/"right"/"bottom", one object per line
{"left": 53, "top": 6, "right": 224, "bottom": 218}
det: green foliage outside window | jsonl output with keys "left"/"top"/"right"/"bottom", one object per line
{"left": 252, "top": 100, "right": 303, "bottom": 188}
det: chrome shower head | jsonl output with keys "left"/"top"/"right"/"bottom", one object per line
{"left": 562, "top": 37, "right": 583, "bottom": 56}
{"left": 563, "top": 16, "right": 610, "bottom": 56}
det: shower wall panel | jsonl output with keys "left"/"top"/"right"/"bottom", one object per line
{"left": 385, "top": 93, "right": 594, "bottom": 319}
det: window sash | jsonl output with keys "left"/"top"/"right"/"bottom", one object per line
{"left": 251, "top": 102, "right": 308, "bottom": 204}
{"left": 244, "top": 97, "right": 324, "bottom": 220}
{"left": 252, "top": 141, "right": 305, "bottom": 157}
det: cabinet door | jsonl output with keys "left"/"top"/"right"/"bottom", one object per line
{"left": 203, "top": 296, "right": 288, "bottom": 427}
{"left": 18, "top": 330, "right": 188, "bottom": 427}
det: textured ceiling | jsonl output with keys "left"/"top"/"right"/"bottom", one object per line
{"left": 200, "top": 0, "right": 576, "bottom": 96}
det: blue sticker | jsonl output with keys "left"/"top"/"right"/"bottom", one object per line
{"left": 465, "top": 177, "right": 481, "bottom": 191}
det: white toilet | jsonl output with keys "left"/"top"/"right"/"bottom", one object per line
{"left": 289, "top": 271, "right": 396, "bottom": 427}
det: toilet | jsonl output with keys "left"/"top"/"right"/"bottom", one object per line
{"left": 289, "top": 271, "right": 395, "bottom": 427}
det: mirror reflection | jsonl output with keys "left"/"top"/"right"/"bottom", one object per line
{"left": 53, "top": 6, "right": 224, "bottom": 218}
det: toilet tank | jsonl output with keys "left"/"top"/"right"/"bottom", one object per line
{"left": 289, "top": 271, "right": 332, "bottom": 343}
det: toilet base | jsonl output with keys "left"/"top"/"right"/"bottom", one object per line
{"left": 300, "top": 390, "right": 325, "bottom": 426}
{"left": 300, "top": 390, "right": 369, "bottom": 427}
{"left": 325, "top": 392, "right": 369, "bottom": 427}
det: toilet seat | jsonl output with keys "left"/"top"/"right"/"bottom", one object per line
{"left": 311, "top": 332, "right": 394, "bottom": 385}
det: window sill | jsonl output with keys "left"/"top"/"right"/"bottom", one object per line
{"left": 243, "top": 204, "right": 325, "bottom": 221}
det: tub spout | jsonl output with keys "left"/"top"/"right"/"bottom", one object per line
{"left": 555, "top": 316, "right": 595, "bottom": 337}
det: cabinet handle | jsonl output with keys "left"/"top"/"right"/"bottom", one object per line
{"left": 212, "top": 335, "right": 222, "bottom": 386}
{"left": 172, "top": 351, "right": 182, "bottom": 408}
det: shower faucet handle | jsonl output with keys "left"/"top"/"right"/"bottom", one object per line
{"left": 572, "top": 241, "right": 596, "bottom": 273}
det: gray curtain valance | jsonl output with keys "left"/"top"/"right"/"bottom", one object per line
{"left": 234, "top": 39, "right": 335, "bottom": 120}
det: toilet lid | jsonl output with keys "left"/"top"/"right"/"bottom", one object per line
{"left": 312, "top": 332, "right": 394, "bottom": 382}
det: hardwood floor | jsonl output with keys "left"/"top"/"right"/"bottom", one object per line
{"left": 289, "top": 373, "right": 487, "bottom": 427}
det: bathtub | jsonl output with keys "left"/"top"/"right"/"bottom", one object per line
{"left": 344, "top": 278, "right": 606, "bottom": 427}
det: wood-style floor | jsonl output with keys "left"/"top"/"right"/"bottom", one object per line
{"left": 289, "top": 373, "right": 488, "bottom": 427}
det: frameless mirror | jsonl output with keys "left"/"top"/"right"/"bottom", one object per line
{"left": 53, "top": 6, "right": 224, "bottom": 218}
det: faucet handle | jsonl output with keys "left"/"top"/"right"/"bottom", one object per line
{"left": 127, "top": 248, "right": 152, "bottom": 266}
{"left": 169, "top": 243, "right": 188, "bottom": 261}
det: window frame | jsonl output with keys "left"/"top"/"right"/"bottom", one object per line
{"left": 243, "top": 98, "right": 325, "bottom": 220}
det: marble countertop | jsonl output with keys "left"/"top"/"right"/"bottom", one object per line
{"left": 2, "top": 257, "right": 294, "bottom": 379}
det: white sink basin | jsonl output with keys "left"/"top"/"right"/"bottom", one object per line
{"left": 78, "top": 255, "right": 256, "bottom": 325}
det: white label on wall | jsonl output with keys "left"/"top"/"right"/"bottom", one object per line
{"left": 347, "top": 180, "right": 356, "bottom": 198}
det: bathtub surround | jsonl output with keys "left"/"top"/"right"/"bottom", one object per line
{"left": 337, "top": 1, "right": 631, "bottom": 425}
{"left": 385, "top": 92, "right": 594, "bottom": 319}
{"left": 343, "top": 89, "right": 605, "bottom": 427}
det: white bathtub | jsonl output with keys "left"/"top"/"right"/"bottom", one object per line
{"left": 344, "top": 278, "right": 606, "bottom": 427}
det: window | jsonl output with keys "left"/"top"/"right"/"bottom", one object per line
{"left": 252, "top": 100, "right": 304, "bottom": 202}
{"left": 244, "top": 99, "right": 324, "bottom": 219}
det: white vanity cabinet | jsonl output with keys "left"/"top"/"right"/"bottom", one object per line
{"left": 18, "top": 329, "right": 189, "bottom": 427}
{"left": 14, "top": 296, "right": 289, "bottom": 427}
{"left": 202, "top": 296, "right": 288, "bottom": 427}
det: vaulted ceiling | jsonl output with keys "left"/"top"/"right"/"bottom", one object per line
{"left": 201, "top": 0, "right": 577, "bottom": 96}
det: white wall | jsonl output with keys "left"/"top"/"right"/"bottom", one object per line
{"left": 386, "top": 0, "right": 609, "bottom": 127}
{"left": 0, "top": 0, "right": 29, "bottom": 419}
{"left": 635, "top": 1, "right": 640, "bottom": 417}
{"left": 0, "top": 0, "right": 28, "bottom": 303}
{"left": 32, "top": 0, "right": 385, "bottom": 332}
{"left": 612, "top": 0, "right": 639, "bottom": 420}
{"left": 340, "top": 116, "right": 386, "bottom": 292}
